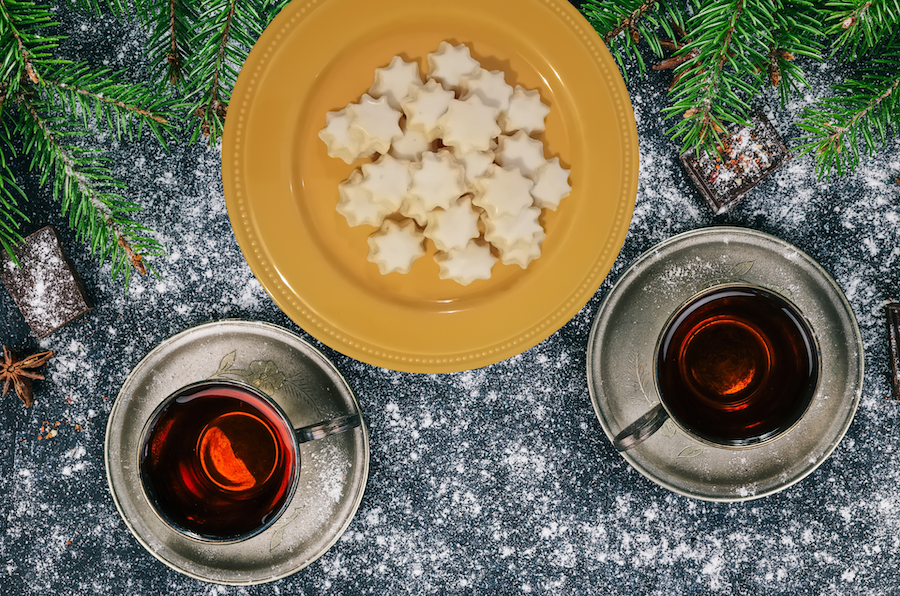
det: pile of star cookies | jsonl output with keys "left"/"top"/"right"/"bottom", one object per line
{"left": 318, "top": 41, "right": 571, "bottom": 286}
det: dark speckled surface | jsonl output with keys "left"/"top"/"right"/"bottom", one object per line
{"left": 1, "top": 2, "right": 899, "bottom": 594}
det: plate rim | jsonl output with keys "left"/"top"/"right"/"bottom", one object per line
{"left": 221, "top": 0, "right": 639, "bottom": 373}
{"left": 585, "top": 226, "right": 864, "bottom": 502}
{"left": 104, "top": 319, "right": 370, "bottom": 585}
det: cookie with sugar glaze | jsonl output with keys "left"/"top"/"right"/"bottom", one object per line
{"left": 472, "top": 164, "right": 534, "bottom": 219}
{"left": 347, "top": 93, "right": 403, "bottom": 155}
{"left": 434, "top": 240, "right": 497, "bottom": 286}
{"left": 369, "top": 56, "right": 423, "bottom": 110}
{"left": 424, "top": 195, "right": 481, "bottom": 253}
{"left": 367, "top": 219, "right": 426, "bottom": 275}
{"left": 318, "top": 107, "right": 375, "bottom": 164}
{"left": 495, "top": 130, "right": 547, "bottom": 179}
{"left": 530, "top": 157, "right": 571, "bottom": 210}
{"left": 401, "top": 150, "right": 467, "bottom": 226}
{"left": 360, "top": 154, "right": 412, "bottom": 212}
{"left": 389, "top": 122, "right": 430, "bottom": 162}
{"left": 451, "top": 148, "right": 495, "bottom": 192}
{"left": 496, "top": 238, "right": 544, "bottom": 269}
{"left": 483, "top": 205, "right": 545, "bottom": 253}
{"left": 499, "top": 85, "right": 550, "bottom": 135}
{"left": 400, "top": 79, "right": 455, "bottom": 142}
{"left": 337, "top": 170, "right": 394, "bottom": 227}
{"left": 438, "top": 95, "right": 501, "bottom": 153}
{"left": 459, "top": 68, "right": 513, "bottom": 113}
{"left": 427, "top": 41, "right": 480, "bottom": 91}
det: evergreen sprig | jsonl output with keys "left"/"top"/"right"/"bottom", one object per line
{"left": 15, "top": 95, "right": 166, "bottom": 282}
{"left": 825, "top": 0, "right": 900, "bottom": 59}
{"left": 0, "top": 123, "right": 28, "bottom": 259}
{"left": 40, "top": 62, "right": 176, "bottom": 148}
{"left": 796, "top": 44, "right": 900, "bottom": 177}
{"left": 580, "top": 0, "right": 893, "bottom": 181}
{"left": 663, "top": 0, "right": 776, "bottom": 154}
{"left": 135, "top": 0, "right": 199, "bottom": 87}
{"left": 135, "top": 0, "right": 289, "bottom": 144}
{"left": 766, "top": 0, "right": 826, "bottom": 105}
{"left": 791, "top": 0, "right": 900, "bottom": 177}
{"left": 0, "top": 0, "right": 176, "bottom": 283}
{"left": 580, "top": 0, "right": 685, "bottom": 77}
{"left": 582, "top": 0, "right": 824, "bottom": 157}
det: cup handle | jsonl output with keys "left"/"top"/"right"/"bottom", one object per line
{"left": 295, "top": 413, "right": 362, "bottom": 443}
{"left": 613, "top": 403, "right": 669, "bottom": 452}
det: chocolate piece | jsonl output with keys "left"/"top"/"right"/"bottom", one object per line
{"left": 680, "top": 110, "right": 790, "bottom": 215}
{"left": 888, "top": 303, "right": 900, "bottom": 400}
{"left": 0, "top": 226, "right": 91, "bottom": 338}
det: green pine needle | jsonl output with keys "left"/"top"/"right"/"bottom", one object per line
{"left": 796, "top": 46, "right": 900, "bottom": 178}
{"left": 0, "top": 0, "right": 172, "bottom": 286}
{"left": 826, "top": 0, "right": 900, "bottom": 59}
{"left": 580, "top": 0, "right": 686, "bottom": 79}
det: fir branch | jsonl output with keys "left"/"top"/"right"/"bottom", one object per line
{"left": 763, "top": 0, "right": 826, "bottom": 104}
{"left": 185, "top": 0, "right": 239, "bottom": 145}
{"left": 138, "top": 0, "right": 198, "bottom": 88}
{"left": 664, "top": 0, "right": 776, "bottom": 153}
{"left": 603, "top": 0, "right": 658, "bottom": 42}
{"left": 0, "top": 115, "right": 28, "bottom": 263}
{"left": 826, "top": 0, "right": 900, "bottom": 59}
{"left": 796, "top": 46, "right": 900, "bottom": 177}
{"left": 581, "top": 0, "right": 685, "bottom": 76}
{"left": 0, "top": 0, "right": 62, "bottom": 93}
{"left": 166, "top": 0, "right": 186, "bottom": 84}
{"left": 134, "top": 0, "right": 288, "bottom": 144}
{"left": 38, "top": 62, "right": 178, "bottom": 147}
{"left": 13, "top": 94, "right": 164, "bottom": 283}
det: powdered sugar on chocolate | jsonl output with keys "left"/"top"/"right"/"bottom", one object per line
{"left": 0, "top": 226, "right": 90, "bottom": 338}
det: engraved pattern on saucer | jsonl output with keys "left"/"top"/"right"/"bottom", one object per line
{"left": 586, "top": 227, "right": 863, "bottom": 502}
{"left": 105, "top": 320, "right": 369, "bottom": 584}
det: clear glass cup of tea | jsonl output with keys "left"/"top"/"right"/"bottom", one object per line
{"left": 138, "top": 379, "right": 362, "bottom": 542}
{"left": 613, "top": 283, "right": 820, "bottom": 451}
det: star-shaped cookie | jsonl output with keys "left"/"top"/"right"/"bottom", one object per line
{"left": 499, "top": 86, "right": 550, "bottom": 135}
{"left": 437, "top": 95, "right": 500, "bottom": 153}
{"left": 347, "top": 93, "right": 403, "bottom": 155}
{"left": 401, "top": 79, "right": 455, "bottom": 142}
{"left": 367, "top": 219, "right": 426, "bottom": 275}
{"left": 360, "top": 154, "right": 412, "bottom": 212}
{"left": 427, "top": 41, "right": 480, "bottom": 91}
{"left": 337, "top": 170, "right": 393, "bottom": 227}
{"left": 434, "top": 240, "right": 497, "bottom": 285}
{"left": 401, "top": 151, "right": 467, "bottom": 225}
{"left": 424, "top": 196, "right": 481, "bottom": 252}
{"left": 495, "top": 130, "right": 547, "bottom": 179}
{"left": 530, "top": 157, "right": 571, "bottom": 210}
{"left": 472, "top": 164, "right": 534, "bottom": 219}
{"left": 369, "top": 56, "right": 423, "bottom": 110}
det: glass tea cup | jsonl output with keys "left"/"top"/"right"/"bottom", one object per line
{"left": 138, "top": 379, "right": 361, "bottom": 543}
{"left": 613, "top": 283, "right": 820, "bottom": 452}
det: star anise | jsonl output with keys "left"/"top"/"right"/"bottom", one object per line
{"left": 0, "top": 346, "right": 53, "bottom": 408}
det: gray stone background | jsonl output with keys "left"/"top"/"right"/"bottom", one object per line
{"left": 1, "top": 2, "right": 899, "bottom": 594}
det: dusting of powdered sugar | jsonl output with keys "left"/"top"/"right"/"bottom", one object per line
{"left": 0, "top": 4, "right": 899, "bottom": 595}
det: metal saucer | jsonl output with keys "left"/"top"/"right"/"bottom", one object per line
{"left": 586, "top": 227, "right": 863, "bottom": 502}
{"left": 105, "top": 320, "right": 369, "bottom": 584}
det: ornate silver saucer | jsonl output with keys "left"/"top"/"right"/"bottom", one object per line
{"left": 587, "top": 227, "right": 863, "bottom": 501}
{"left": 105, "top": 320, "right": 369, "bottom": 584}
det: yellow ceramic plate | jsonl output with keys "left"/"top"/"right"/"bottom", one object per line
{"left": 223, "top": 0, "right": 638, "bottom": 373}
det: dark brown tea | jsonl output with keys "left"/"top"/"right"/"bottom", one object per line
{"left": 140, "top": 382, "right": 298, "bottom": 541}
{"left": 657, "top": 286, "right": 818, "bottom": 447}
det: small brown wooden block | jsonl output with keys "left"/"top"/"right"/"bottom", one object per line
{"left": 0, "top": 226, "right": 91, "bottom": 338}
{"left": 888, "top": 303, "right": 900, "bottom": 400}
